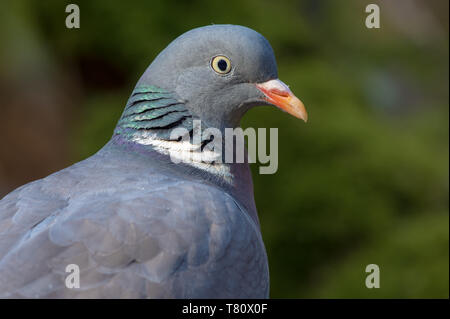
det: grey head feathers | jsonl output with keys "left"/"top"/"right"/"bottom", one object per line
{"left": 136, "top": 24, "right": 278, "bottom": 129}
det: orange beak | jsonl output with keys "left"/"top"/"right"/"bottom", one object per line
{"left": 256, "top": 79, "right": 308, "bottom": 122}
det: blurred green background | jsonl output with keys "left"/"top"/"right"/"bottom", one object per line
{"left": 0, "top": 0, "right": 448, "bottom": 298}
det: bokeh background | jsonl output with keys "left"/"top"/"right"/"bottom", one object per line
{"left": 0, "top": 0, "right": 448, "bottom": 298}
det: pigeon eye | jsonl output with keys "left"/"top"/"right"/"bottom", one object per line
{"left": 211, "top": 56, "right": 231, "bottom": 74}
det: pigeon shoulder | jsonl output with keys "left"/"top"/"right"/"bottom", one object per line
{"left": 0, "top": 153, "right": 268, "bottom": 298}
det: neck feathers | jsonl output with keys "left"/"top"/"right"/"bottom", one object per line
{"left": 115, "top": 85, "right": 193, "bottom": 139}
{"left": 114, "top": 85, "right": 233, "bottom": 182}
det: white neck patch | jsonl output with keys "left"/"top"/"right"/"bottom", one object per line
{"left": 131, "top": 133, "right": 233, "bottom": 183}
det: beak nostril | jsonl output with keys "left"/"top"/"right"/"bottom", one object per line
{"left": 269, "top": 88, "right": 290, "bottom": 97}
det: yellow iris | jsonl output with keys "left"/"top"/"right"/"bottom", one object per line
{"left": 211, "top": 56, "right": 232, "bottom": 74}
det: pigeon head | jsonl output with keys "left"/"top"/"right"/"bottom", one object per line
{"left": 136, "top": 24, "right": 307, "bottom": 129}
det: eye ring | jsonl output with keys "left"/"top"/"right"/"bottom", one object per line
{"left": 211, "top": 55, "right": 232, "bottom": 74}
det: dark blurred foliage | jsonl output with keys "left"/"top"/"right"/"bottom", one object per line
{"left": 0, "top": 0, "right": 448, "bottom": 298}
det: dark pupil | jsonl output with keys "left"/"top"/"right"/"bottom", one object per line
{"left": 217, "top": 59, "right": 228, "bottom": 71}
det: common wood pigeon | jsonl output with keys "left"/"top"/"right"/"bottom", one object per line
{"left": 0, "top": 25, "right": 307, "bottom": 298}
